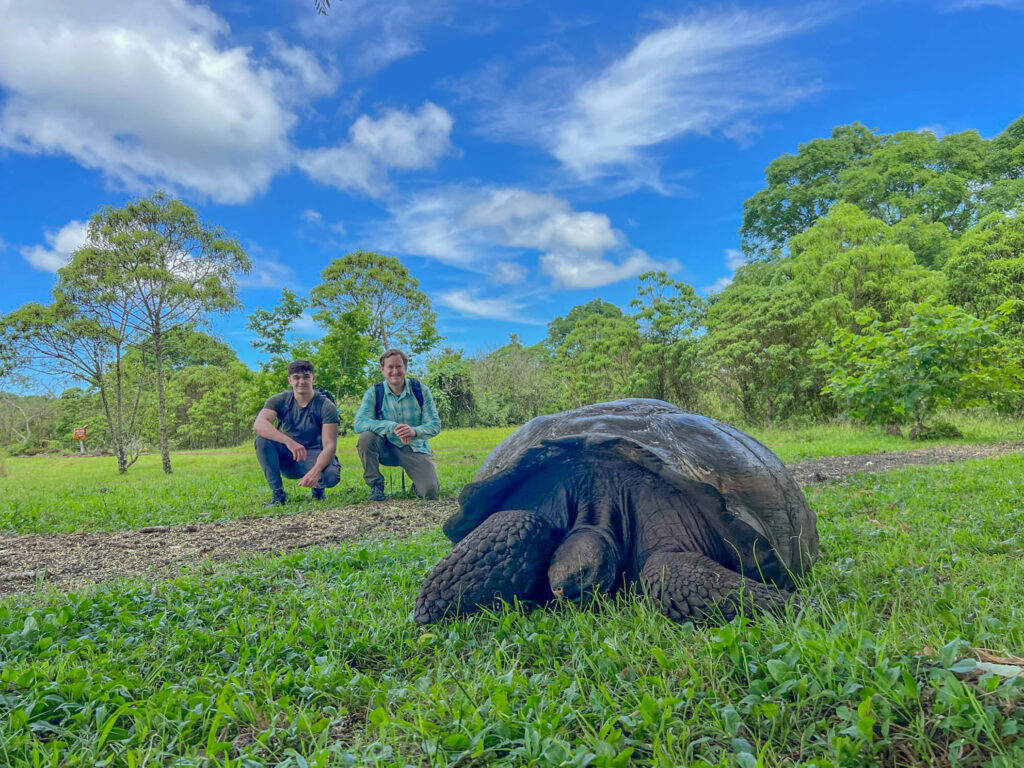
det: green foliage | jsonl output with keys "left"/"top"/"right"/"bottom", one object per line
{"left": 740, "top": 118, "right": 1024, "bottom": 261}
{"left": 247, "top": 288, "right": 308, "bottom": 357}
{"left": 557, "top": 312, "right": 641, "bottom": 408}
{"left": 311, "top": 250, "right": 439, "bottom": 354}
{"left": 424, "top": 349, "right": 476, "bottom": 427}
{"left": 816, "top": 301, "right": 1024, "bottom": 428}
{"left": 545, "top": 297, "right": 624, "bottom": 349}
{"left": 944, "top": 208, "right": 1024, "bottom": 322}
{"left": 473, "top": 337, "right": 562, "bottom": 426}
{"left": 626, "top": 271, "right": 703, "bottom": 408}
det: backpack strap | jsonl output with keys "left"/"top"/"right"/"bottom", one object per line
{"left": 409, "top": 378, "right": 425, "bottom": 408}
{"left": 374, "top": 382, "right": 385, "bottom": 420}
{"left": 374, "top": 379, "right": 425, "bottom": 420}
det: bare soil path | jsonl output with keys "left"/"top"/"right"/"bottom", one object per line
{"left": 3, "top": 441, "right": 1023, "bottom": 597}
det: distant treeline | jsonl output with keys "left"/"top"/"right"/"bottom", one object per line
{"left": 3, "top": 116, "right": 1023, "bottom": 460}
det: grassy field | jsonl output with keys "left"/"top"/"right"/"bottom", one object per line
{"left": 2, "top": 414, "right": 1021, "bottom": 536}
{"left": 1, "top": 452, "right": 1023, "bottom": 766}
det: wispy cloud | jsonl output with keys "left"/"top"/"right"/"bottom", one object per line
{"left": 379, "top": 185, "right": 676, "bottom": 289}
{"left": 459, "top": 9, "right": 819, "bottom": 189}
{"left": 239, "top": 256, "right": 300, "bottom": 289}
{"left": 943, "top": 0, "right": 1023, "bottom": 10}
{"left": 297, "top": 102, "right": 453, "bottom": 198}
{"left": 295, "top": 0, "right": 453, "bottom": 75}
{"left": 438, "top": 289, "right": 544, "bottom": 324}
{"left": 20, "top": 220, "right": 89, "bottom": 272}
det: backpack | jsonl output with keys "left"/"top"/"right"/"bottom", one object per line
{"left": 374, "top": 378, "right": 424, "bottom": 419}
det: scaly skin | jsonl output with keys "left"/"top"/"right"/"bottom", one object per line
{"left": 640, "top": 551, "right": 793, "bottom": 622}
{"left": 414, "top": 509, "right": 559, "bottom": 624}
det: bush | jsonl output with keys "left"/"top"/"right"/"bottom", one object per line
{"left": 908, "top": 421, "right": 963, "bottom": 441}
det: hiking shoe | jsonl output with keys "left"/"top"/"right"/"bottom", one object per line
{"left": 312, "top": 487, "right": 325, "bottom": 501}
{"left": 266, "top": 491, "right": 287, "bottom": 507}
{"left": 368, "top": 481, "right": 386, "bottom": 502}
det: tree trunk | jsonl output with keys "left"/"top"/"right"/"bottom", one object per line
{"left": 154, "top": 323, "right": 172, "bottom": 474}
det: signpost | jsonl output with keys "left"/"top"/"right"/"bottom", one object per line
{"left": 73, "top": 425, "right": 88, "bottom": 453}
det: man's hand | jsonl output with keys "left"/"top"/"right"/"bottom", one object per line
{"left": 298, "top": 467, "right": 322, "bottom": 488}
{"left": 288, "top": 440, "right": 307, "bottom": 461}
{"left": 394, "top": 424, "right": 416, "bottom": 445}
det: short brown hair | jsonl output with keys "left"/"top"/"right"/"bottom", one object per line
{"left": 379, "top": 348, "right": 408, "bottom": 367}
{"left": 288, "top": 359, "right": 315, "bottom": 376}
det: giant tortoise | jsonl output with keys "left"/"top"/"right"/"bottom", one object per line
{"left": 415, "top": 399, "right": 818, "bottom": 624}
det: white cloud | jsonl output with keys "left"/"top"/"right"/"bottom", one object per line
{"left": 297, "top": 102, "right": 453, "bottom": 197}
{"left": 0, "top": 0, "right": 334, "bottom": 203}
{"left": 301, "top": 209, "right": 323, "bottom": 223}
{"left": 380, "top": 185, "right": 676, "bottom": 289}
{"left": 296, "top": 0, "right": 452, "bottom": 75}
{"left": 553, "top": 12, "right": 816, "bottom": 178}
{"left": 20, "top": 220, "right": 89, "bottom": 272}
{"left": 541, "top": 248, "right": 666, "bottom": 290}
{"left": 493, "top": 261, "right": 527, "bottom": 284}
{"left": 439, "top": 290, "right": 543, "bottom": 324}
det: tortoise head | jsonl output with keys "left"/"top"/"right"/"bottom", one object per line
{"left": 547, "top": 528, "right": 620, "bottom": 601}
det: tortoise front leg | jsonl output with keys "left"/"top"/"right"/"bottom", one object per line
{"left": 640, "top": 551, "right": 795, "bottom": 622}
{"left": 415, "top": 509, "right": 559, "bottom": 625}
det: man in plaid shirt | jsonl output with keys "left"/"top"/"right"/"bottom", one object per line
{"left": 354, "top": 348, "right": 442, "bottom": 501}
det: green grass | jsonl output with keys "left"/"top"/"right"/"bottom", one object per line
{"left": 2, "top": 454, "right": 1024, "bottom": 766}
{"left": 3, "top": 416, "right": 1022, "bottom": 536}
{"left": 749, "top": 411, "right": 1024, "bottom": 463}
{"left": 0, "top": 427, "right": 515, "bottom": 535}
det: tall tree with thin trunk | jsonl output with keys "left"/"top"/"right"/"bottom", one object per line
{"left": 0, "top": 292, "right": 145, "bottom": 473}
{"left": 79, "top": 193, "right": 250, "bottom": 474}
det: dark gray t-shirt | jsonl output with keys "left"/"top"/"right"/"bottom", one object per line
{"left": 263, "top": 391, "right": 340, "bottom": 450}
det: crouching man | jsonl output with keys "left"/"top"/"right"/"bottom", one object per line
{"left": 354, "top": 348, "right": 441, "bottom": 501}
{"left": 253, "top": 359, "right": 341, "bottom": 506}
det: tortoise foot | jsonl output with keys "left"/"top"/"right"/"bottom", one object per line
{"left": 640, "top": 551, "right": 794, "bottom": 623}
{"left": 415, "top": 509, "right": 559, "bottom": 624}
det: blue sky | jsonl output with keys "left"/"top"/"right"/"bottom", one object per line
{"left": 1, "top": 0, "right": 1022, "bottom": 369}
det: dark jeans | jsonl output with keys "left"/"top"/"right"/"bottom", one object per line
{"left": 356, "top": 431, "right": 439, "bottom": 499}
{"left": 255, "top": 437, "right": 341, "bottom": 493}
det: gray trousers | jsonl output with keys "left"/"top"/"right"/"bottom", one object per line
{"left": 356, "top": 431, "right": 439, "bottom": 499}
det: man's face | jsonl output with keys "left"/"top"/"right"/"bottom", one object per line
{"left": 288, "top": 370, "right": 315, "bottom": 393}
{"left": 381, "top": 355, "right": 407, "bottom": 389}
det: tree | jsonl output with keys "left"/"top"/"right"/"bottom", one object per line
{"left": 473, "top": 336, "right": 561, "bottom": 425}
{"left": 815, "top": 301, "right": 1023, "bottom": 434}
{"left": 247, "top": 289, "right": 308, "bottom": 359}
{"left": 544, "top": 298, "right": 624, "bottom": 350}
{"left": 0, "top": 296, "right": 144, "bottom": 473}
{"left": 557, "top": 313, "right": 641, "bottom": 408}
{"left": 944, "top": 209, "right": 1024, "bottom": 323}
{"left": 424, "top": 349, "right": 477, "bottom": 427}
{"left": 76, "top": 193, "right": 250, "bottom": 474}
{"left": 740, "top": 122, "right": 881, "bottom": 260}
{"left": 311, "top": 251, "right": 439, "bottom": 355}
{"left": 627, "top": 272, "right": 703, "bottom": 407}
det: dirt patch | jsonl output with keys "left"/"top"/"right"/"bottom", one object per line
{"left": 785, "top": 441, "right": 1024, "bottom": 485}
{"left": 0, "top": 498, "right": 458, "bottom": 597}
{"left": 3, "top": 442, "right": 1024, "bottom": 597}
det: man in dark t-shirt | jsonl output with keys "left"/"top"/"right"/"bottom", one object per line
{"left": 253, "top": 359, "right": 341, "bottom": 505}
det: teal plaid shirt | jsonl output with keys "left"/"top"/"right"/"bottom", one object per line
{"left": 353, "top": 379, "right": 442, "bottom": 454}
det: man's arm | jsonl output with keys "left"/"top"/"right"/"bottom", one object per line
{"left": 353, "top": 386, "right": 398, "bottom": 436}
{"left": 253, "top": 408, "right": 307, "bottom": 461}
{"left": 299, "top": 423, "right": 339, "bottom": 487}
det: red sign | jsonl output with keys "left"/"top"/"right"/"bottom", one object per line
{"left": 73, "top": 427, "right": 87, "bottom": 440}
